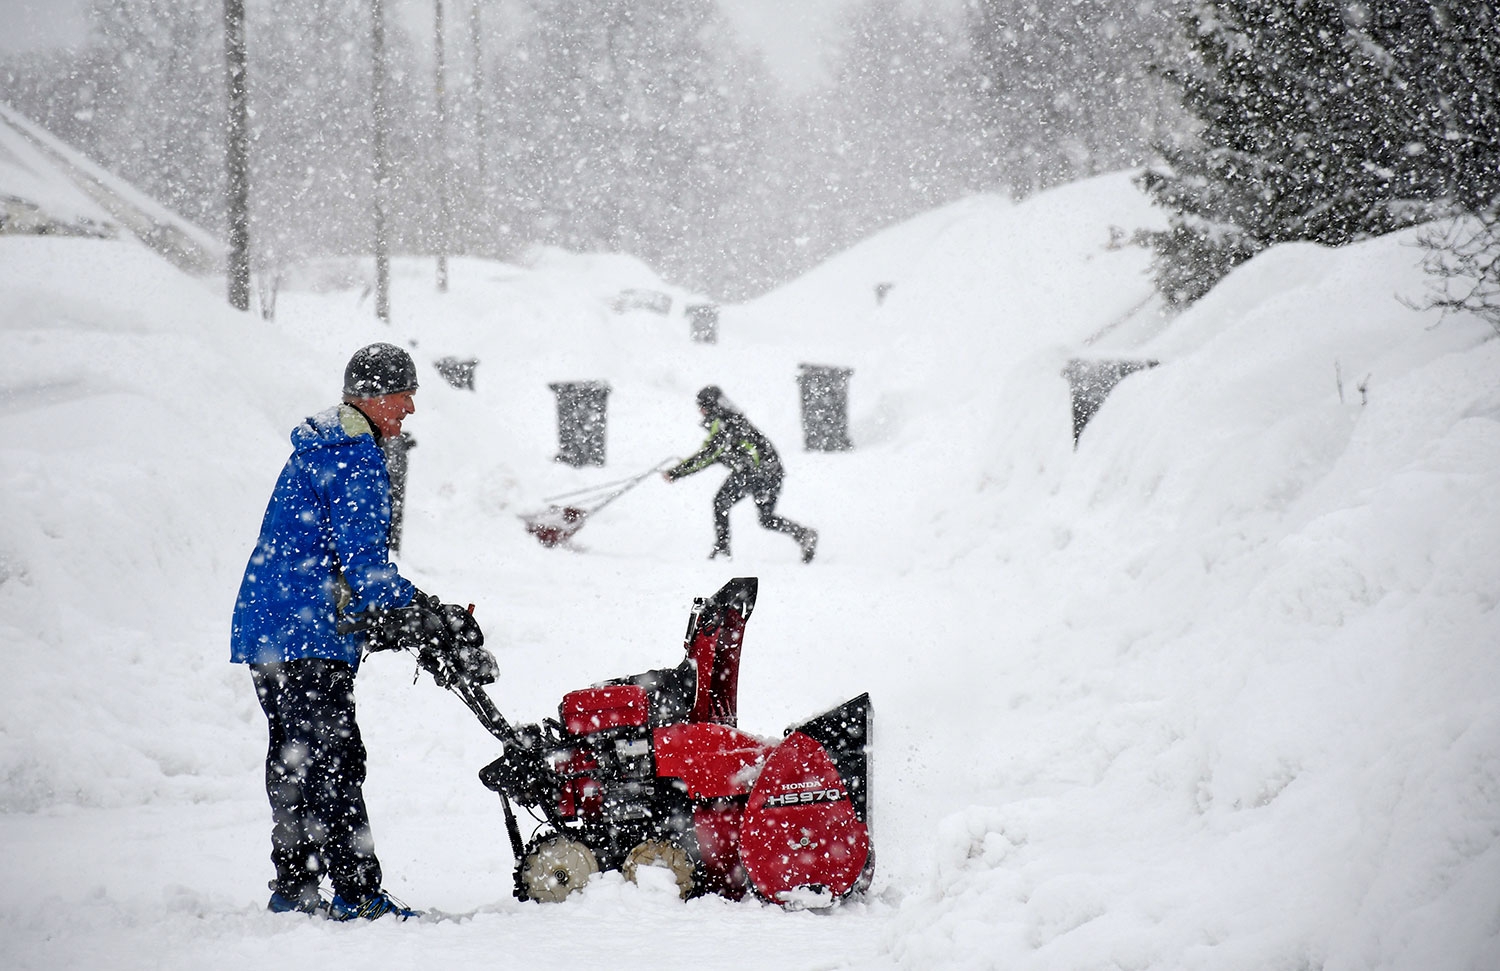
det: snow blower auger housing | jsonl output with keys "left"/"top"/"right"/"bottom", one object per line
{"left": 425, "top": 577, "right": 873, "bottom": 908}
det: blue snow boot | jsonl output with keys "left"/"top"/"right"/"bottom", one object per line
{"left": 267, "top": 890, "right": 327, "bottom": 916}
{"left": 328, "top": 889, "right": 420, "bottom": 921}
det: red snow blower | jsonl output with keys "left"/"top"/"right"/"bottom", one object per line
{"left": 415, "top": 577, "right": 874, "bottom": 907}
{"left": 521, "top": 460, "right": 674, "bottom": 548}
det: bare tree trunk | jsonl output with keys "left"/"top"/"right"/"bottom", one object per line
{"left": 434, "top": 0, "right": 450, "bottom": 292}
{"left": 222, "top": 0, "right": 251, "bottom": 312}
{"left": 470, "top": 0, "right": 488, "bottom": 238}
{"left": 371, "top": 0, "right": 392, "bottom": 323}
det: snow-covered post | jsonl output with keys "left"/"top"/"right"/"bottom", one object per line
{"left": 1061, "top": 358, "right": 1159, "bottom": 447}
{"left": 797, "top": 364, "right": 854, "bottom": 452}
{"left": 371, "top": 0, "right": 392, "bottom": 323}
{"left": 687, "top": 304, "right": 719, "bottom": 343}
{"left": 434, "top": 0, "right": 451, "bottom": 293}
{"left": 549, "top": 381, "right": 612, "bottom": 467}
{"left": 381, "top": 432, "right": 415, "bottom": 555}
{"left": 221, "top": 0, "right": 251, "bottom": 312}
{"left": 469, "top": 0, "right": 488, "bottom": 244}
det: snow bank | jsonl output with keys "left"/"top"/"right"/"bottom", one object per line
{"left": 1, "top": 167, "right": 1496, "bottom": 970}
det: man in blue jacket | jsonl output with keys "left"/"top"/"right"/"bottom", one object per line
{"left": 231, "top": 342, "right": 450, "bottom": 921}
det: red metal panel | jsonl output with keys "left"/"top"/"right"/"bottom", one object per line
{"left": 692, "top": 801, "right": 749, "bottom": 899}
{"left": 739, "top": 731, "right": 870, "bottom": 901}
{"left": 560, "top": 684, "right": 650, "bottom": 735}
{"left": 652, "top": 723, "right": 769, "bottom": 800}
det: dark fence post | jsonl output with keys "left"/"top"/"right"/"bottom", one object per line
{"left": 380, "top": 431, "right": 415, "bottom": 554}
{"left": 686, "top": 303, "right": 719, "bottom": 343}
{"left": 549, "top": 380, "right": 611, "bottom": 466}
{"left": 796, "top": 364, "right": 854, "bottom": 452}
{"left": 1061, "top": 358, "right": 1158, "bottom": 447}
{"left": 611, "top": 289, "right": 672, "bottom": 314}
{"left": 434, "top": 356, "right": 478, "bottom": 390}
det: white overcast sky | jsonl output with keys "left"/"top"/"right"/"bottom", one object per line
{"left": 0, "top": 0, "right": 862, "bottom": 89}
{"left": 0, "top": 0, "right": 92, "bottom": 55}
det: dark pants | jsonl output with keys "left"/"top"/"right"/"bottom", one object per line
{"left": 251, "top": 658, "right": 381, "bottom": 904}
{"left": 712, "top": 470, "right": 810, "bottom": 554}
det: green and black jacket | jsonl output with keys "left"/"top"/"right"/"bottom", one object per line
{"left": 666, "top": 408, "right": 783, "bottom": 483}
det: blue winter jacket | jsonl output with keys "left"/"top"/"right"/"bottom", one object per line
{"left": 230, "top": 404, "right": 417, "bottom": 667}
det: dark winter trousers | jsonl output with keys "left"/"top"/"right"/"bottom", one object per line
{"left": 251, "top": 658, "right": 381, "bottom": 904}
{"left": 712, "top": 471, "right": 810, "bottom": 554}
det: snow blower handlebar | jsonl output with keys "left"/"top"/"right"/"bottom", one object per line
{"left": 435, "top": 666, "right": 571, "bottom": 856}
{"left": 339, "top": 596, "right": 523, "bottom": 748}
{"left": 395, "top": 610, "right": 576, "bottom": 838}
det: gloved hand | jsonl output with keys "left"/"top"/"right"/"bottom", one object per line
{"left": 352, "top": 591, "right": 494, "bottom": 686}
{"left": 414, "top": 598, "right": 495, "bottom": 688}
{"left": 438, "top": 600, "right": 484, "bottom": 650}
{"left": 357, "top": 592, "right": 446, "bottom": 653}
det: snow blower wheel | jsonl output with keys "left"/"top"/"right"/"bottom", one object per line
{"left": 518, "top": 835, "right": 599, "bottom": 902}
{"left": 623, "top": 839, "right": 696, "bottom": 899}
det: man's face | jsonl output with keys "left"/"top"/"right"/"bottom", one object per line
{"left": 360, "top": 390, "right": 416, "bottom": 438}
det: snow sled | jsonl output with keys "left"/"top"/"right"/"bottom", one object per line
{"left": 421, "top": 577, "right": 874, "bottom": 907}
{"left": 520, "top": 460, "right": 673, "bottom": 549}
{"left": 520, "top": 503, "right": 588, "bottom": 547}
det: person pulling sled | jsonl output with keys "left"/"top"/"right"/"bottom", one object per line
{"left": 663, "top": 385, "right": 817, "bottom": 563}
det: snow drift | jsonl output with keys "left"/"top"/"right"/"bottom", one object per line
{"left": 1, "top": 157, "right": 1497, "bottom": 970}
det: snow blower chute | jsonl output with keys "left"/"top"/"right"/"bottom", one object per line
{"left": 412, "top": 577, "right": 874, "bottom": 907}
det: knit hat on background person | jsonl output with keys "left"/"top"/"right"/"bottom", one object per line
{"left": 344, "top": 343, "right": 419, "bottom": 398}
{"left": 696, "top": 385, "right": 737, "bottom": 415}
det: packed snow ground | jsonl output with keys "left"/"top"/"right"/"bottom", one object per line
{"left": 2, "top": 168, "right": 1498, "bottom": 971}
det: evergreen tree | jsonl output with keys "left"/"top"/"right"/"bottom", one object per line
{"left": 1353, "top": 0, "right": 1500, "bottom": 331}
{"left": 968, "top": 0, "right": 1177, "bottom": 198}
{"left": 2, "top": 0, "right": 430, "bottom": 271}
{"left": 506, "top": 0, "right": 768, "bottom": 295}
{"left": 1140, "top": 0, "right": 1499, "bottom": 307}
{"left": 83, "top": 0, "right": 226, "bottom": 234}
{"left": 744, "top": 0, "right": 1000, "bottom": 298}
{"left": 247, "top": 0, "right": 385, "bottom": 267}
{"left": 1345, "top": 0, "right": 1499, "bottom": 214}
{"left": 817, "top": 0, "right": 988, "bottom": 246}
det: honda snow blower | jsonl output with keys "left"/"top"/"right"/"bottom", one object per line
{"left": 403, "top": 577, "right": 873, "bottom": 907}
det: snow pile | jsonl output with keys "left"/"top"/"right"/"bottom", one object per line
{"left": 883, "top": 232, "right": 1500, "bottom": 971}
{"left": 0, "top": 105, "right": 114, "bottom": 232}
{"left": 1, "top": 160, "right": 1496, "bottom": 971}
{"left": 0, "top": 105, "right": 222, "bottom": 268}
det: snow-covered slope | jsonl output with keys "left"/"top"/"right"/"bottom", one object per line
{"left": 1, "top": 167, "right": 1496, "bottom": 971}
{"left": 0, "top": 104, "right": 222, "bottom": 272}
